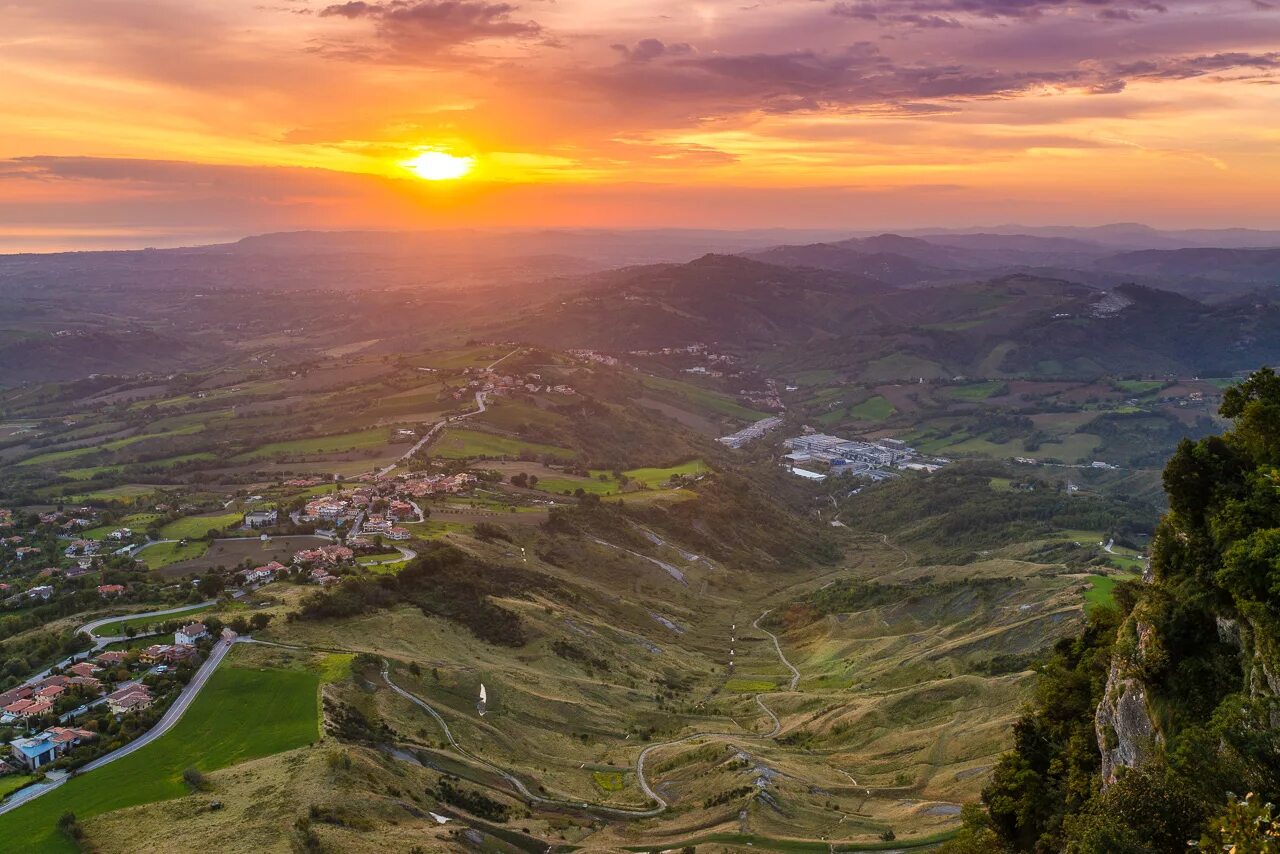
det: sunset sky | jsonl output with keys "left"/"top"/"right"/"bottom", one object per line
{"left": 2, "top": 0, "right": 1279, "bottom": 250}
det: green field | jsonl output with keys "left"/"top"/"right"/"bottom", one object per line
{"left": 850, "top": 396, "right": 896, "bottom": 420}
{"left": 1084, "top": 574, "right": 1138, "bottom": 614}
{"left": 233, "top": 428, "right": 392, "bottom": 461}
{"left": 59, "top": 484, "right": 159, "bottom": 503}
{"left": 0, "top": 774, "right": 36, "bottom": 800}
{"left": 1112, "top": 380, "right": 1166, "bottom": 395}
{"left": 638, "top": 374, "right": 769, "bottom": 422}
{"left": 0, "top": 659, "right": 320, "bottom": 852}
{"left": 159, "top": 512, "right": 245, "bottom": 540}
{"left": 942, "top": 381, "right": 1005, "bottom": 401}
{"left": 18, "top": 425, "right": 205, "bottom": 468}
{"left": 138, "top": 540, "right": 210, "bottom": 568}
{"left": 431, "top": 428, "right": 574, "bottom": 460}
{"left": 535, "top": 460, "right": 707, "bottom": 496}
{"left": 94, "top": 604, "right": 214, "bottom": 636}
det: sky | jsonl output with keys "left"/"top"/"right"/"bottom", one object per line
{"left": 2, "top": 0, "right": 1279, "bottom": 250}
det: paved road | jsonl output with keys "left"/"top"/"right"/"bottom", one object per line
{"left": 375, "top": 345, "right": 516, "bottom": 479}
{"left": 376, "top": 389, "right": 489, "bottom": 479}
{"left": 0, "top": 638, "right": 236, "bottom": 817}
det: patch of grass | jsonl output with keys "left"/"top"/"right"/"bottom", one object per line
{"left": 1112, "top": 380, "right": 1166, "bottom": 395}
{"left": 850, "top": 396, "right": 896, "bottom": 420}
{"left": 94, "top": 604, "right": 215, "bottom": 636}
{"left": 623, "top": 459, "right": 707, "bottom": 487}
{"left": 159, "top": 512, "right": 245, "bottom": 540}
{"left": 314, "top": 653, "right": 354, "bottom": 684}
{"left": 535, "top": 460, "right": 707, "bottom": 496}
{"left": 60, "top": 484, "right": 159, "bottom": 503}
{"left": 592, "top": 770, "right": 626, "bottom": 792}
{"left": 724, "top": 678, "right": 777, "bottom": 693}
{"left": 233, "top": 428, "right": 392, "bottom": 462}
{"left": 1084, "top": 574, "right": 1138, "bottom": 615}
{"left": 942, "top": 381, "right": 1005, "bottom": 401}
{"left": 637, "top": 374, "right": 769, "bottom": 422}
{"left": 0, "top": 774, "right": 36, "bottom": 800}
{"left": 137, "top": 540, "right": 210, "bottom": 569}
{"left": 0, "top": 659, "right": 319, "bottom": 853}
{"left": 18, "top": 425, "right": 205, "bottom": 467}
{"left": 431, "top": 428, "right": 574, "bottom": 460}
{"left": 355, "top": 552, "right": 403, "bottom": 565}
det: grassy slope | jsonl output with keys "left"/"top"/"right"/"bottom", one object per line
{"left": 0, "top": 660, "right": 319, "bottom": 853}
{"left": 431, "top": 427, "right": 574, "bottom": 460}
{"left": 232, "top": 428, "right": 391, "bottom": 461}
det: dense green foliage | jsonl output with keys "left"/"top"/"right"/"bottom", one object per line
{"left": 841, "top": 464, "right": 1157, "bottom": 564}
{"left": 951, "top": 369, "right": 1280, "bottom": 853}
{"left": 293, "top": 542, "right": 555, "bottom": 646}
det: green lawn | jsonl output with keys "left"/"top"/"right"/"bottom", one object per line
{"left": 0, "top": 774, "right": 36, "bottom": 800}
{"left": 137, "top": 540, "right": 209, "bottom": 569}
{"left": 1084, "top": 574, "right": 1138, "bottom": 615}
{"left": 232, "top": 428, "right": 392, "bottom": 461}
{"left": 850, "top": 396, "right": 896, "bottom": 420}
{"left": 942, "top": 381, "right": 1006, "bottom": 401}
{"left": 159, "top": 512, "right": 245, "bottom": 540}
{"left": 1112, "top": 380, "right": 1166, "bottom": 395}
{"left": 0, "top": 659, "right": 320, "bottom": 853}
{"left": 535, "top": 460, "right": 707, "bottom": 496}
{"left": 94, "top": 604, "right": 214, "bottom": 636}
{"left": 431, "top": 428, "right": 574, "bottom": 460}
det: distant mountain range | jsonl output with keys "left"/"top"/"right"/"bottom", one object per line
{"left": 2, "top": 225, "right": 1280, "bottom": 385}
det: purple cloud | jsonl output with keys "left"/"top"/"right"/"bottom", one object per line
{"left": 830, "top": 0, "right": 1168, "bottom": 27}
{"left": 317, "top": 0, "right": 541, "bottom": 56}
{"left": 611, "top": 38, "right": 695, "bottom": 63}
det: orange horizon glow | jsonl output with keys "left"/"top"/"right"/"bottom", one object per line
{"left": 1, "top": 0, "right": 1280, "bottom": 250}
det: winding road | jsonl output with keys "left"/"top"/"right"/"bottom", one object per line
{"left": 381, "top": 607, "right": 802, "bottom": 818}
{"left": 376, "top": 347, "right": 518, "bottom": 479}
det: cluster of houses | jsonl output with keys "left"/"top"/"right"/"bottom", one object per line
{"left": 0, "top": 622, "right": 216, "bottom": 774}
{"left": 292, "top": 545, "right": 351, "bottom": 585}
{"left": 568, "top": 349, "right": 622, "bottom": 368}
{"left": 239, "top": 560, "right": 287, "bottom": 586}
{"left": 456, "top": 368, "right": 575, "bottom": 399}
{"left": 1, "top": 669, "right": 103, "bottom": 723}
{"left": 395, "top": 472, "right": 476, "bottom": 499}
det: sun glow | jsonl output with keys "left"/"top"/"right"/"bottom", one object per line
{"left": 403, "top": 150, "right": 474, "bottom": 181}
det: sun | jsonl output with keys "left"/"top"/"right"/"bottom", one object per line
{"left": 402, "top": 150, "right": 474, "bottom": 181}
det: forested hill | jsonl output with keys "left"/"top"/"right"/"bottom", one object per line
{"left": 943, "top": 368, "right": 1280, "bottom": 853}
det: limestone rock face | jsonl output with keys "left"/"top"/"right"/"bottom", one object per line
{"left": 1095, "top": 659, "right": 1162, "bottom": 785}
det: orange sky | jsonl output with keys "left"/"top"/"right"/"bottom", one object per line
{"left": 2, "top": 0, "right": 1279, "bottom": 250}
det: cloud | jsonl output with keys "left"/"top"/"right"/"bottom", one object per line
{"left": 578, "top": 36, "right": 1280, "bottom": 125}
{"left": 611, "top": 38, "right": 694, "bottom": 62}
{"left": 317, "top": 0, "right": 542, "bottom": 57}
{"left": 829, "top": 0, "right": 1168, "bottom": 27}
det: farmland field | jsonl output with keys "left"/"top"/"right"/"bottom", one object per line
{"left": 159, "top": 512, "right": 245, "bottom": 540}
{"left": 137, "top": 540, "right": 210, "bottom": 569}
{"left": 431, "top": 428, "right": 574, "bottom": 460}
{"left": 232, "top": 428, "right": 394, "bottom": 461}
{"left": 637, "top": 374, "right": 769, "bottom": 422}
{"left": 0, "top": 657, "right": 319, "bottom": 853}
